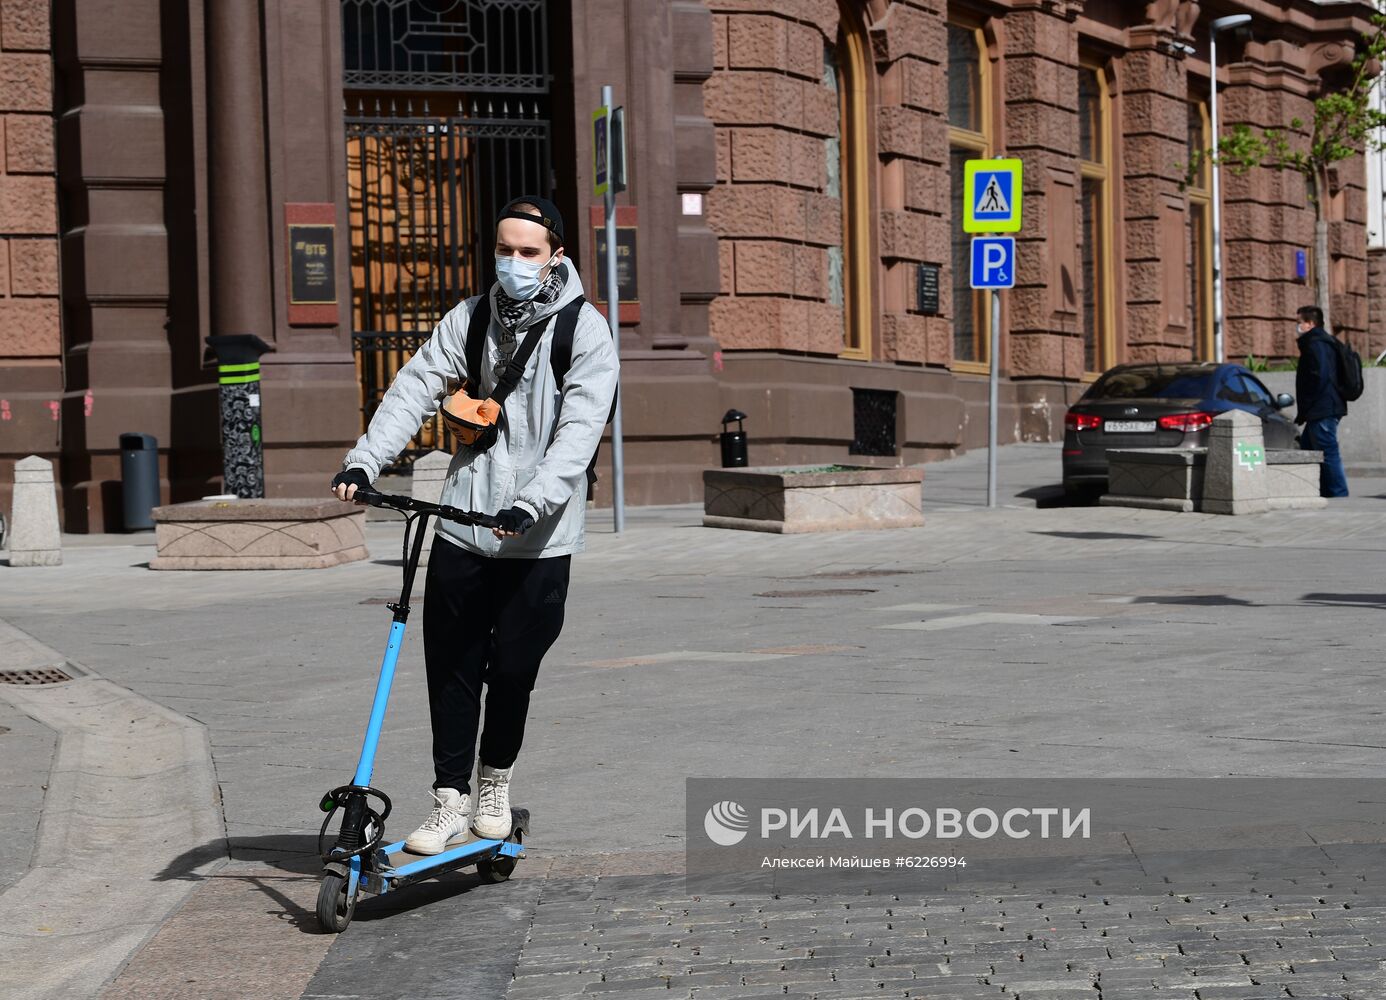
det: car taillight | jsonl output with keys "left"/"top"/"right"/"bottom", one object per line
{"left": 1065, "top": 412, "right": 1102, "bottom": 431}
{"left": 1157, "top": 412, "right": 1215, "bottom": 433}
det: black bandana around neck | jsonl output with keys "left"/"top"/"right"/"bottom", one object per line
{"left": 494, "top": 265, "right": 566, "bottom": 345}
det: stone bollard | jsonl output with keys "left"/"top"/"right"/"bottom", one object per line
{"left": 1202, "top": 410, "right": 1270, "bottom": 515}
{"left": 411, "top": 450, "right": 452, "bottom": 565}
{"left": 8, "top": 455, "right": 62, "bottom": 566}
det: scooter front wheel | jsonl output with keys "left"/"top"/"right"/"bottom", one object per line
{"left": 317, "top": 871, "right": 358, "bottom": 932}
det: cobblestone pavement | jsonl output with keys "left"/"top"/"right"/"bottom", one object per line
{"left": 295, "top": 868, "right": 1386, "bottom": 1000}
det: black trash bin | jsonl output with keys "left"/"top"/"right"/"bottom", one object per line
{"left": 119, "top": 432, "right": 159, "bottom": 531}
{"left": 720, "top": 409, "right": 748, "bottom": 468}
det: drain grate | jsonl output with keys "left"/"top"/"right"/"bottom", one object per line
{"left": 0, "top": 667, "right": 72, "bottom": 685}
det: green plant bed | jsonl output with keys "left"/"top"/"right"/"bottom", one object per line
{"left": 1244, "top": 355, "right": 1298, "bottom": 373}
{"left": 780, "top": 464, "right": 868, "bottom": 475}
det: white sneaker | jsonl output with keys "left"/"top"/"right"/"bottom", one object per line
{"left": 471, "top": 764, "right": 514, "bottom": 839}
{"left": 404, "top": 787, "right": 471, "bottom": 855}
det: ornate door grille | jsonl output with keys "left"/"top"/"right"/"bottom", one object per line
{"left": 343, "top": 0, "right": 548, "bottom": 94}
{"left": 343, "top": 0, "right": 552, "bottom": 469}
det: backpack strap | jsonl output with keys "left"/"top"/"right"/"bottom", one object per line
{"left": 465, "top": 293, "right": 565, "bottom": 408}
{"left": 551, "top": 297, "right": 618, "bottom": 422}
{"left": 549, "top": 296, "right": 583, "bottom": 385}
{"left": 464, "top": 295, "right": 491, "bottom": 397}
{"left": 488, "top": 315, "right": 549, "bottom": 406}
{"left": 549, "top": 297, "right": 617, "bottom": 497}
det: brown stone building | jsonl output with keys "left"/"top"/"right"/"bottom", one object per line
{"left": 0, "top": 0, "right": 1377, "bottom": 530}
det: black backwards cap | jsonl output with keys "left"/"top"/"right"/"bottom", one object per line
{"left": 497, "top": 195, "right": 564, "bottom": 245}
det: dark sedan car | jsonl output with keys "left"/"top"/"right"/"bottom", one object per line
{"left": 1062, "top": 362, "right": 1296, "bottom": 494}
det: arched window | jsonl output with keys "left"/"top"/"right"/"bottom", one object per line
{"left": 948, "top": 20, "right": 992, "bottom": 370}
{"left": 1186, "top": 97, "right": 1214, "bottom": 361}
{"left": 832, "top": 2, "right": 872, "bottom": 359}
{"left": 1078, "top": 61, "right": 1115, "bottom": 373}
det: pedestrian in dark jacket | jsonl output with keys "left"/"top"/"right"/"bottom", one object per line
{"left": 1294, "top": 304, "right": 1349, "bottom": 498}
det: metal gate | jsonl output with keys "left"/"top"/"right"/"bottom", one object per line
{"left": 342, "top": 0, "right": 553, "bottom": 468}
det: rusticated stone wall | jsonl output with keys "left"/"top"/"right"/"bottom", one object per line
{"left": 1221, "top": 41, "right": 1324, "bottom": 363}
{"left": 1368, "top": 246, "right": 1386, "bottom": 359}
{"left": 1122, "top": 25, "right": 1194, "bottom": 364}
{"left": 1003, "top": 1, "right": 1085, "bottom": 379}
{"left": 0, "top": 0, "right": 60, "bottom": 524}
{"left": 703, "top": 0, "right": 846, "bottom": 355}
{"left": 703, "top": 0, "right": 971, "bottom": 367}
{"left": 869, "top": 1, "right": 954, "bottom": 367}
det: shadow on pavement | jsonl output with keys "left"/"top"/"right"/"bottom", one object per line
{"left": 1017, "top": 484, "right": 1102, "bottom": 509}
{"left": 157, "top": 833, "right": 324, "bottom": 882}
{"left": 1033, "top": 530, "right": 1161, "bottom": 541}
{"left": 154, "top": 839, "right": 233, "bottom": 881}
{"left": 154, "top": 834, "right": 491, "bottom": 935}
{"left": 1301, "top": 592, "right": 1386, "bottom": 610}
{"left": 1132, "top": 594, "right": 1260, "bottom": 607}
{"left": 352, "top": 869, "right": 486, "bottom": 922}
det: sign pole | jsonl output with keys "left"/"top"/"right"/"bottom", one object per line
{"left": 964, "top": 157, "right": 1022, "bottom": 511}
{"left": 987, "top": 288, "right": 1000, "bottom": 509}
{"left": 601, "top": 84, "right": 626, "bottom": 533}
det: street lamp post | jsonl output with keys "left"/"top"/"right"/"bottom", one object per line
{"left": 1209, "top": 13, "right": 1251, "bottom": 364}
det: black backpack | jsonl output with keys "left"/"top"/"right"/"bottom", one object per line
{"left": 465, "top": 295, "right": 617, "bottom": 496}
{"left": 1328, "top": 333, "right": 1365, "bottom": 402}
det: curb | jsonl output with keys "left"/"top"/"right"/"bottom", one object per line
{"left": 0, "top": 619, "right": 227, "bottom": 999}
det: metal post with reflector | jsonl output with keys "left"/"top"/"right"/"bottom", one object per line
{"left": 204, "top": 334, "right": 273, "bottom": 498}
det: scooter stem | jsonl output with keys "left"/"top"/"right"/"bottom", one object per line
{"left": 352, "top": 620, "right": 406, "bottom": 787}
{"left": 352, "top": 512, "right": 432, "bottom": 788}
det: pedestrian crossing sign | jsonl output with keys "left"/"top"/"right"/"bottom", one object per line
{"left": 963, "top": 158, "right": 1023, "bottom": 233}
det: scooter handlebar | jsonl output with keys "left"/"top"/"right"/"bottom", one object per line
{"left": 352, "top": 486, "right": 501, "bottom": 529}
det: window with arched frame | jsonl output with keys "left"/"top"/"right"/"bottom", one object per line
{"left": 826, "top": 1, "right": 873, "bottom": 359}
{"left": 947, "top": 19, "right": 993, "bottom": 370}
{"left": 1186, "top": 96, "right": 1214, "bottom": 361}
{"left": 1078, "top": 60, "right": 1115, "bottom": 374}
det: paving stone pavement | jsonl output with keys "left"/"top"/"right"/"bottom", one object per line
{"left": 296, "top": 869, "right": 1386, "bottom": 1000}
{"left": 3, "top": 443, "right": 1386, "bottom": 998}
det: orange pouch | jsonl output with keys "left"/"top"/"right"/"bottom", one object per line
{"left": 441, "top": 390, "right": 502, "bottom": 451}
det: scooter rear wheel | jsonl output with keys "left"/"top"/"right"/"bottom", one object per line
{"left": 317, "top": 871, "right": 358, "bottom": 932}
{"left": 477, "top": 854, "right": 516, "bottom": 883}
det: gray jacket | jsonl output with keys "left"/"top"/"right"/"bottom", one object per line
{"left": 343, "top": 260, "right": 618, "bottom": 558}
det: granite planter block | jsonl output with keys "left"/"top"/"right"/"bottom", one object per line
{"left": 1203, "top": 410, "right": 1270, "bottom": 515}
{"left": 1100, "top": 449, "right": 1205, "bottom": 513}
{"left": 702, "top": 465, "right": 924, "bottom": 533}
{"left": 150, "top": 498, "right": 369, "bottom": 569}
{"left": 1265, "top": 450, "right": 1328, "bottom": 509}
{"left": 8, "top": 455, "right": 62, "bottom": 567}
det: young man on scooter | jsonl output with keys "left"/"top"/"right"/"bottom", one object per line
{"left": 331, "top": 197, "right": 617, "bottom": 853}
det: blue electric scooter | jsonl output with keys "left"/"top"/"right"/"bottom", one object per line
{"left": 315, "top": 486, "right": 530, "bottom": 933}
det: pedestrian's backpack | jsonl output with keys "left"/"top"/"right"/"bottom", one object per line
{"left": 463, "top": 294, "right": 617, "bottom": 497}
{"left": 1327, "top": 332, "right": 1365, "bottom": 402}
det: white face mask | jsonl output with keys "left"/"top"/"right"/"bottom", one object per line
{"left": 495, "top": 253, "right": 556, "bottom": 300}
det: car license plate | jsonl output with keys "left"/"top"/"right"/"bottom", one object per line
{"left": 1104, "top": 420, "right": 1156, "bottom": 433}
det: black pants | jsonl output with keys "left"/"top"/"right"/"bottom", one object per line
{"left": 422, "top": 538, "right": 570, "bottom": 794}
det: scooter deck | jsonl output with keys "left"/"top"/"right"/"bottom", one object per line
{"left": 358, "top": 807, "right": 530, "bottom": 895}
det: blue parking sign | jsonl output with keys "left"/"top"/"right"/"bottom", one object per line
{"left": 970, "top": 236, "right": 1016, "bottom": 289}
